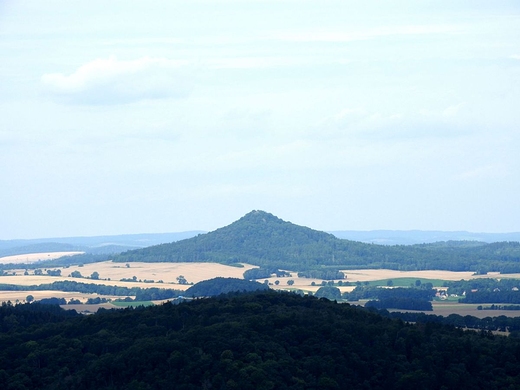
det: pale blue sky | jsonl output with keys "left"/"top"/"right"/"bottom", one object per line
{"left": 1, "top": 1, "right": 519, "bottom": 239}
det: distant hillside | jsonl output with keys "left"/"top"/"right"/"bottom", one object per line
{"left": 114, "top": 210, "right": 520, "bottom": 273}
{"left": 0, "top": 231, "right": 203, "bottom": 258}
{"left": 0, "top": 243, "right": 86, "bottom": 258}
{"left": 330, "top": 230, "right": 520, "bottom": 245}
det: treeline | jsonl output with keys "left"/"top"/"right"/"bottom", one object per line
{"left": 0, "top": 281, "right": 183, "bottom": 301}
{"left": 297, "top": 269, "right": 345, "bottom": 280}
{"left": 36, "top": 297, "right": 110, "bottom": 305}
{"left": 311, "top": 285, "right": 436, "bottom": 311}
{"left": 461, "top": 291, "right": 520, "bottom": 304}
{"left": 446, "top": 278, "right": 520, "bottom": 295}
{"left": 366, "top": 298, "right": 432, "bottom": 311}
{"left": 242, "top": 268, "right": 291, "bottom": 280}
{"left": 1, "top": 291, "right": 520, "bottom": 389}
{"left": 343, "top": 286, "right": 436, "bottom": 302}
{"left": 344, "top": 286, "right": 435, "bottom": 311}
{"left": 112, "top": 211, "right": 520, "bottom": 273}
{"left": 445, "top": 278, "right": 520, "bottom": 304}
{"left": 379, "top": 308, "right": 520, "bottom": 334}
{"left": 479, "top": 304, "right": 520, "bottom": 311}
{"left": 0, "top": 300, "right": 79, "bottom": 331}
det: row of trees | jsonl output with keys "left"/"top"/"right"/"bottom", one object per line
{"left": 0, "top": 281, "right": 183, "bottom": 301}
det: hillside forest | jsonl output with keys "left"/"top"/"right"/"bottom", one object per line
{"left": 113, "top": 211, "right": 520, "bottom": 275}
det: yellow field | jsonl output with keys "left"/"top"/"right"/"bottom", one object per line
{"left": 0, "top": 260, "right": 258, "bottom": 305}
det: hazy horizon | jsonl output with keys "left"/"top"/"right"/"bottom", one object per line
{"left": 1, "top": 1, "right": 519, "bottom": 239}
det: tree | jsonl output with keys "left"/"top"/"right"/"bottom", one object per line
{"left": 315, "top": 286, "right": 342, "bottom": 300}
{"left": 90, "top": 272, "right": 100, "bottom": 280}
{"left": 415, "top": 279, "right": 422, "bottom": 287}
{"left": 274, "top": 280, "right": 280, "bottom": 285}
{"left": 287, "top": 280, "right": 294, "bottom": 286}
{"left": 177, "top": 275, "right": 188, "bottom": 285}
{"left": 71, "top": 271, "right": 82, "bottom": 278}
{"left": 387, "top": 280, "right": 394, "bottom": 287}
{"left": 26, "top": 295, "right": 34, "bottom": 303}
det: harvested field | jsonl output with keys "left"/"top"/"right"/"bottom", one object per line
{"left": 0, "top": 251, "right": 84, "bottom": 264}
{"left": 0, "top": 261, "right": 261, "bottom": 310}
{"left": 1, "top": 261, "right": 258, "bottom": 290}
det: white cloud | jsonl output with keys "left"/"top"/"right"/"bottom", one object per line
{"left": 41, "top": 56, "right": 191, "bottom": 105}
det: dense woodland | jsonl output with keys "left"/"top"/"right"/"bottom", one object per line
{"left": 1, "top": 291, "right": 520, "bottom": 389}
{"left": 113, "top": 211, "right": 520, "bottom": 273}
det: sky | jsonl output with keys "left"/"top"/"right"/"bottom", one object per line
{"left": 1, "top": 0, "right": 520, "bottom": 239}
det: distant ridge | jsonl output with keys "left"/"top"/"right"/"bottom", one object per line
{"left": 329, "top": 230, "right": 520, "bottom": 245}
{"left": 0, "top": 231, "right": 204, "bottom": 257}
{"left": 113, "top": 210, "right": 520, "bottom": 273}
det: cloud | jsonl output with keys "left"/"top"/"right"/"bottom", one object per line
{"left": 41, "top": 56, "right": 191, "bottom": 105}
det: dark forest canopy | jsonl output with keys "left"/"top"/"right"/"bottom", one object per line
{"left": 113, "top": 210, "right": 520, "bottom": 273}
{"left": 1, "top": 291, "right": 520, "bottom": 389}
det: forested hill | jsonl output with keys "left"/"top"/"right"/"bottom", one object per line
{"left": 113, "top": 210, "right": 520, "bottom": 273}
{"left": 114, "top": 210, "right": 357, "bottom": 270}
{"left": 1, "top": 291, "right": 520, "bottom": 389}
